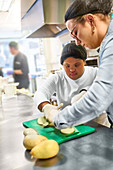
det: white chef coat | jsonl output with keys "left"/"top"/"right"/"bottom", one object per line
{"left": 34, "top": 66, "right": 97, "bottom": 109}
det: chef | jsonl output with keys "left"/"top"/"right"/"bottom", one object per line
{"left": 46, "top": 0, "right": 113, "bottom": 129}
{"left": 0, "top": 69, "right": 3, "bottom": 77}
{"left": 35, "top": 42, "right": 98, "bottom": 119}
{"left": 0, "top": 51, "right": 5, "bottom": 77}
{"left": 9, "top": 41, "right": 29, "bottom": 89}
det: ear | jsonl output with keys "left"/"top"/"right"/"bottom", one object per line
{"left": 86, "top": 14, "right": 95, "bottom": 27}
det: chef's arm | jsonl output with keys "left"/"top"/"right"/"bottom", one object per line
{"left": 14, "top": 70, "right": 23, "bottom": 75}
{"left": 38, "top": 101, "right": 50, "bottom": 111}
{"left": 80, "top": 86, "right": 90, "bottom": 92}
{"left": 34, "top": 74, "right": 57, "bottom": 111}
{"left": 71, "top": 86, "right": 90, "bottom": 105}
{"left": 71, "top": 72, "right": 98, "bottom": 104}
{"left": 53, "top": 41, "right": 113, "bottom": 129}
{"left": 71, "top": 90, "right": 87, "bottom": 104}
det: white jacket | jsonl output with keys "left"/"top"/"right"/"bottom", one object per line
{"left": 34, "top": 66, "right": 97, "bottom": 109}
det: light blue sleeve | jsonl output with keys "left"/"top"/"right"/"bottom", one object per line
{"left": 53, "top": 37, "right": 113, "bottom": 129}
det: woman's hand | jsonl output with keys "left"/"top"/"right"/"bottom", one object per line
{"left": 42, "top": 104, "right": 63, "bottom": 122}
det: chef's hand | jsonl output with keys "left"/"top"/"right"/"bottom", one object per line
{"left": 71, "top": 90, "right": 87, "bottom": 105}
{"left": 14, "top": 70, "right": 23, "bottom": 75}
{"left": 42, "top": 103, "right": 63, "bottom": 122}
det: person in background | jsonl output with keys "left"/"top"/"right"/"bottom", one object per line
{"left": 45, "top": 0, "right": 113, "bottom": 129}
{"left": 0, "top": 69, "right": 3, "bottom": 77}
{"left": 9, "top": 41, "right": 29, "bottom": 89}
{"left": 34, "top": 42, "right": 109, "bottom": 126}
{"left": 0, "top": 50, "right": 6, "bottom": 77}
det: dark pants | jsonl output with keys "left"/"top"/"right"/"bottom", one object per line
{"left": 15, "top": 79, "right": 29, "bottom": 89}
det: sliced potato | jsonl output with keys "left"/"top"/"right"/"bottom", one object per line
{"left": 37, "top": 116, "right": 49, "bottom": 127}
{"left": 43, "top": 122, "right": 49, "bottom": 127}
{"left": 49, "top": 122, "right": 54, "bottom": 127}
{"left": 37, "top": 116, "right": 54, "bottom": 127}
{"left": 23, "top": 128, "right": 38, "bottom": 136}
{"left": 61, "top": 127, "right": 75, "bottom": 134}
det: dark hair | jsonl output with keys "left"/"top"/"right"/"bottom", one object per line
{"left": 60, "top": 42, "right": 87, "bottom": 65}
{"left": 65, "top": 0, "right": 113, "bottom": 22}
{"left": 9, "top": 41, "right": 19, "bottom": 50}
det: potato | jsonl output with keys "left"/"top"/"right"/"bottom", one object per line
{"left": 23, "top": 128, "right": 38, "bottom": 136}
{"left": 38, "top": 116, "right": 55, "bottom": 127}
{"left": 31, "top": 140, "right": 59, "bottom": 159}
{"left": 49, "top": 122, "right": 54, "bottom": 127}
{"left": 37, "top": 116, "right": 49, "bottom": 127}
{"left": 23, "top": 135, "right": 48, "bottom": 150}
{"left": 60, "top": 127, "right": 75, "bottom": 134}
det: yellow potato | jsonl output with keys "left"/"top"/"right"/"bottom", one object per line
{"left": 23, "top": 135, "right": 48, "bottom": 150}
{"left": 61, "top": 127, "right": 75, "bottom": 134}
{"left": 31, "top": 140, "right": 59, "bottom": 159}
{"left": 49, "top": 122, "right": 54, "bottom": 127}
{"left": 37, "top": 116, "right": 49, "bottom": 127}
{"left": 23, "top": 128, "right": 38, "bottom": 136}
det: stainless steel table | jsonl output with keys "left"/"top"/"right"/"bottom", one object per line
{"left": 0, "top": 94, "right": 113, "bottom": 170}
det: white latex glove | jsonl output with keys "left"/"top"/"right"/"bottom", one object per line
{"left": 71, "top": 91, "right": 86, "bottom": 105}
{"left": 42, "top": 103, "right": 63, "bottom": 122}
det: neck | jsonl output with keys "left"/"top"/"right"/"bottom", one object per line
{"left": 14, "top": 50, "right": 19, "bottom": 56}
{"left": 97, "top": 16, "right": 110, "bottom": 44}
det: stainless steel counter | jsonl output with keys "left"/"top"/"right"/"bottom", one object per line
{"left": 0, "top": 94, "right": 113, "bottom": 170}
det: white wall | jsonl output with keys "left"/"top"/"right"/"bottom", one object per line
{"left": 43, "top": 37, "right": 62, "bottom": 73}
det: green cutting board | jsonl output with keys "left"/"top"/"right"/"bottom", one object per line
{"left": 23, "top": 118, "right": 95, "bottom": 144}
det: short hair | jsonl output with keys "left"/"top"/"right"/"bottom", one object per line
{"left": 65, "top": 0, "right": 113, "bottom": 22}
{"left": 9, "top": 41, "right": 19, "bottom": 50}
{"left": 60, "top": 42, "right": 87, "bottom": 65}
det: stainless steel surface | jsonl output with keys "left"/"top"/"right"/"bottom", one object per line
{"left": 22, "top": 0, "right": 74, "bottom": 38}
{"left": 0, "top": 94, "right": 113, "bottom": 170}
{"left": 21, "top": 0, "right": 36, "bottom": 18}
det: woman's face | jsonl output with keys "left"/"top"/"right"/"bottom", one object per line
{"left": 66, "top": 15, "right": 101, "bottom": 49}
{"left": 63, "top": 57, "right": 85, "bottom": 80}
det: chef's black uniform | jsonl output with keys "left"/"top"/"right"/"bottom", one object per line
{"left": 13, "top": 52, "right": 29, "bottom": 89}
{"left": 0, "top": 69, "right": 3, "bottom": 77}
